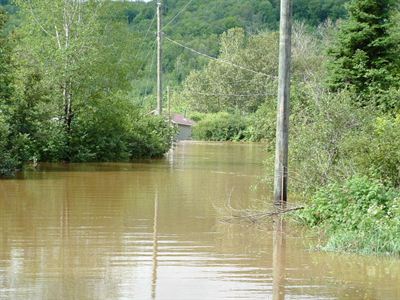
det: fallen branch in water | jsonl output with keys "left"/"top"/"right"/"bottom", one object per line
{"left": 220, "top": 206, "right": 304, "bottom": 224}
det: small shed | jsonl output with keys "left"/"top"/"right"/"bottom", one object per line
{"left": 172, "top": 114, "right": 196, "bottom": 141}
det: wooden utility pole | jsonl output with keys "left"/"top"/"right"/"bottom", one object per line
{"left": 274, "top": 0, "right": 292, "bottom": 207}
{"left": 156, "top": 0, "right": 163, "bottom": 115}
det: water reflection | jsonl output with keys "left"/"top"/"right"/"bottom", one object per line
{"left": 272, "top": 217, "right": 286, "bottom": 300}
{"left": 152, "top": 191, "right": 159, "bottom": 300}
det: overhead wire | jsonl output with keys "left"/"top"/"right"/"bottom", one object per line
{"left": 184, "top": 91, "right": 276, "bottom": 97}
{"left": 140, "top": 1, "right": 276, "bottom": 101}
{"left": 132, "top": 12, "right": 157, "bottom": 84}
{"left": 164, "top": 35, "right": 277, "bottom": 80}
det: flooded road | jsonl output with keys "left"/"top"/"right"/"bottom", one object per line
{"left": 1, "top": 142, "right": 399, "bottom": 300}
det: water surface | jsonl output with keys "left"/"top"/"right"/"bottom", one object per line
{"left": 1, "top": 142, "right": 399, "bottom": 299}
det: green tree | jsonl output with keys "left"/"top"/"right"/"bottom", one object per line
{"left": 14, "top": 0, "right": 106, "bottom": 134}
{"left": 327, "top": 0, "right": 400, "bottom": 110}
{"left": 181, "top": 25, "right": 325, "bottom": 114}
{"left": 12, "top": 0, "right": 146, "bottom": 160}
{"left": 0, "top": 8, "right": 15, "bottom": 175}
{"left": 0, "top": 7, "right": 12, "bottom": 101}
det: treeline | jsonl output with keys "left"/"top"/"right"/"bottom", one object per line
{"left": 176, "top": 0, "right": 400, "bottom": 255}
{"left": 0, "top": 0, "right": 351, "bottom": 97}
{"left": 0, "top": 1, "right": 174, "bottom": 176}
{"left": 66, "top": 0, "right": 350, "bottom": 96}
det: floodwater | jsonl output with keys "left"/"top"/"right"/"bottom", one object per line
{"left": 0, "top": 142, "right": 399, "bottom": 300}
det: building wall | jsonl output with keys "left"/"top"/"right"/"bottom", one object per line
{"left": 176, "top": 124, "right": 192, "bottom": 141}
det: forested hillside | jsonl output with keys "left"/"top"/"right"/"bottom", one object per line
{"left": 1, "top": 0, "right": 350, "bottom": 99}
{"left": 114, "top": 0, "right": 350, "bottom": 96}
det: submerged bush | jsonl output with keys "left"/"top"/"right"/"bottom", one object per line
{"left": 69, "top": 94, "right": 175, "bottom": 162}
{"left": 192, "top": 112, "right": 248, "bottom": 141}
{"left": 300, "top": 176, "right": 400, "bottom": 256}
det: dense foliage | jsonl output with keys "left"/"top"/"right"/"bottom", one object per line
{"left": 0, "top": 1, "right": 174, "bottom": 176}
{"left": 1, "top": 0, "right": 352, "bottom": 99}
{"left": 327, "top": 0, "right": 400, "bottom": 110}
{"left": 300, "top": 177, "right": 400, "bottom": 255}
{"left": 94, "top": 0, "right": 351, "bottom": 96}
{"left": 191, "top": 112, "right": 248, "bottom": 141}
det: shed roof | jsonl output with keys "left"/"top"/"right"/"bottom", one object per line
{"left": 172, "top": 114, "right": 196, "bottom": 126}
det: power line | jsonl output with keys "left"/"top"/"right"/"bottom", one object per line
{"left": 164, "top": 35, "right": 276, "bottom": 79}
{"left": 164, "top": 0, "right": 196, "bottom": 29}
{"left": 189, "top": 76, "right": 277, "bottom": 85}
{"left": 185, "top": 91, "right": 275, "bottom": 97}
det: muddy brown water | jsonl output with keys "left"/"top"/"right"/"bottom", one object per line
{"left": 0, "top": 142, "right": 399, "bottom": 300}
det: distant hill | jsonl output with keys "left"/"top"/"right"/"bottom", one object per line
{"left": 125, "top": 0, "right": 349, "bottom": 34}
{"left": 117, "top": 0, "right": 350, "bottom": 94}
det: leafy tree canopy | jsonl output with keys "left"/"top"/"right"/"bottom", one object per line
{"left": 327, "top": 0, "right": 400, "bottom": 111}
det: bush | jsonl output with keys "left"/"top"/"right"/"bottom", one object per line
{"left": 69, "top": 94, "right": 175, "bottom": 162}
{"left": 265, "top": 87, "right": 371, "bottom": 195}
{"left": 299, "top": 176, "right": 400, "bottom": 255}
{"left": 0, "top": 115, "right": 18, "bottom": 176}
{"left": 192, "top": 112, "right": 248, "bottom": 141}
{"left": 345, "top": 114, "right": 400, "bottom": 188}
{"left": 244, "top": 101, "right": 276, "bottom": 142}
{"left": 69, "top": 95, "right": 132, "bottom": 162}
{"left": 127, "top": 115, "right": 176, "bottom": 159}
{"left": 188, "top": 111, "right": 207, "bottom": 122}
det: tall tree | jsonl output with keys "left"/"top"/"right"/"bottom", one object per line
{"left": 327, "top": 0, "right": 400, "bottom": 110}
{"left": 14, "top": 0, "right": 138, "bottom": 153}
{"left": 14, "top": 0, "right": 105, "bottom": 133}
{"left": 0, "top": 7, "right": 12, "bottom": 102}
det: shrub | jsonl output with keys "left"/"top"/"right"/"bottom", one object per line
{"left": 69, "top": 93, "right": 175, "bottom": 162}
{"left": 299, "top": 176, "right": 400, "bottom": 255}
{"left": 127, "top": 115, "right": 176, "bottom": 159}
{"left": 344, "top": 114, "right": 400, "bottom": 188}
{"left": 266, "top": 87, "right": 371, "bottom": 195}
{"left": 69, "top": 95, "right": 132, "bottom": 162}
{"left": 244, "top": 101, "right": 276, "bottom": 142}
{"left": 0, "top": 115, "right": 18, "bottom": 176}
{"left": 188, "top": 111, "right": 207, "bottom": 122}
{"left": 192, "top": 112, "right": 248, "bottom": 141}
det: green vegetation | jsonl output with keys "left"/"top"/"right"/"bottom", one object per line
{"left": 327, "top": 0, "right": 400, "bottom": 110}
{"left": 300, "top": 177, "right": 400, "bottom": 255}
{"left": 166, "top": 0, "right": 400, "bottom": 255}
{"left": 191, "top": 112, "right": 248, "bottom": 141}
{"left": 74, "top": 0, "right": 350, "bottom": 96}
{"left": 287, "top": 0, "right": 399, "bottom": 255}
{"left": 0, "top": 2, "right": 174, "bottom": 176}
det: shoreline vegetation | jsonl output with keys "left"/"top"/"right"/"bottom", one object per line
{"left": 1, "top": 0, "right": 400, "bottom": 256}
{"left": 182, "top": 0, "right": 400, "bottom": 257}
